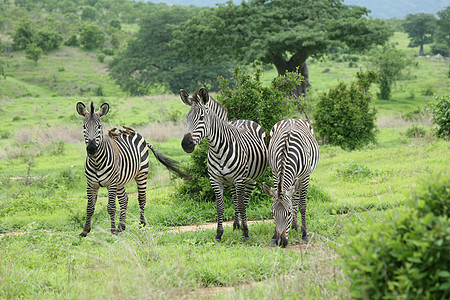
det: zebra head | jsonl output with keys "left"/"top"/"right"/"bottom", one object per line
{"left": 180, "top": 87, "right": 211, "bottom": 153}
{"left": 76, "top": 102, "right": 109, "bottom": 156}
{"left": 262, "top": 182, "right": 295, "bottom": 247}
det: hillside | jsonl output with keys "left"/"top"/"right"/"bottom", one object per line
{"left": 142, "top": 0, "right": 448, "bottom": 18}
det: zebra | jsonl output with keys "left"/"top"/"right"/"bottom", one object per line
{"left": 76, "top": 101, "right": 189, "bottom": 237}
{"left": 180, "top": 87, "right": 268, "bottom": 242}
{"left": 262, "top": 119, "right": 319, "bottom": 247}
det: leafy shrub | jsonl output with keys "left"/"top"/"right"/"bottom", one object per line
{"left": 335, "top": 175, "right": 450, "bottom": 299}
{"left": 217, "top": 67, "right": 305, "bottom": 136}
{"left": 35, "top": 29, "right": 63, "bottom": 52}
{"left": 97, "top": 53, "right": 105, "bottom": 63}
{"left": 402, "top": 107, "right": 425, "bottom": 121}
{"left": 422, "top": 85, "right": 435, "bottom": 96}
{"left": 428, "top": 94, "right": 450, "bottom": 139}
{"left": 64, "top": 34, "right": 79, "bottom": 47}
{"left": 315, "top": 71, "right": 378, "bottom": 150}
{"left": 405, "top": 125, "right": 426, "bottom": 138}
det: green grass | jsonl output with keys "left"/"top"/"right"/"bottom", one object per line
{"left": 0, "top": 31, "right": 449, "bottom": 298}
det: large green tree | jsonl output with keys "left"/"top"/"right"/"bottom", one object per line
{"left": 403, "top": 13, "right": 437, "bottom": 56}
{"left": 109, "top": 5, "right": 232, "bottom": 95}
{"left": 173, "top": 0, "right": 392, "bottom": 96}
{"left": 431, "top": 7, "right": 450, "bottom": 57}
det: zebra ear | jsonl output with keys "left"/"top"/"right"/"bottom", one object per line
{"left": 76, "top": 102, "right": 88, "bottom": 116}
{"left": 198, "top": 87, "right": 210, "bottom": 105}
{"left": 286, "top": 186, "right": 296, "bottom": 199}
{"left": 180, "top": 89, "right": 192, "bottom": 106}
{"left": 262, "top": 182, "right": 276, "bottom": 198}
{"left": 98, "top": 103, "right": 109, "bottom": 117}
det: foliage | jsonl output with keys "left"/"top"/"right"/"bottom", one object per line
{"left": 79, "top": 23, "right": 105, "bottom": 50}
{"left": 403, "top": 13, "right": 437, "bottom": 56}
{"left": 109, "top": 5, "right": 231, "bottom": 95}
{"left": 405, "top": 124, "right": 426, "bottom": 138}
{"left": 11, "top": 19, "right": 34, "bottom": 50}
{"left": 173, "top": 0, "right": 392, "bottom": 95}
{"left": 431, "top": 7, "right": 450, "bottom": 57}
{"left": 429, "top": 94, "right": 450, "bottom": 139}
{"left": 34, "top": 28, "right": 63, "bottom": 52}
{"left": 335, "top": 175, "right": 450, "bottom": 299}
{"left": 315, "top": 71, "right": 378, "bottom": 150}
{"left": 64, "top": 34, "right": 79, "bottom": 47}
{"left": 370, "top": 44, "right": 414, "bottom": 100}
{"left": 25, "top": 43, "right": 43, "bottom": 64}
{"left": 218, "top": 67, "right": 305, "bottom": 135}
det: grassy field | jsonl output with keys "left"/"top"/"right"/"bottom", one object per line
{"left": 0, "top": 32, "right": 449, "bottom": 298}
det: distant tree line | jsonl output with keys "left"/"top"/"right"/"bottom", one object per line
{"left": 1, "top": 0, "right": 449, "bottom": 95}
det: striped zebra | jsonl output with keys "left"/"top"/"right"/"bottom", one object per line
{"left": 262, "top": 119, "right": 319, "bottom": 247}
{"left": 180, "top": 87, "right": 268, "bottom": 242}
{"left": 76, "top": 102, "right": 189, "bottom": 237}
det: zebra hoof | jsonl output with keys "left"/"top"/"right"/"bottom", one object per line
{"left": 302, "top": 235, "right": 310, "bottom": 243}
{"left": 215, "top": 238, "right": 222, "bottom": 243}
{"left": 242, "top": 236, "right": 250, "bottom": 243}
{"left": 79, "top": 232, "right": 87, "bottom": 237}
{"left": 111, "top": 228, "right": 119, "bottom": 235}
{"left": 270, "top": 239, "right": 277, "bottom": 246}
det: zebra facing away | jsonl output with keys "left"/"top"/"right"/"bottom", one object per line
{"left": 76, "top": 102, "right": 189, "bottom": 237}
{"left": 262, "top": 119, "right": 319, "bottom": 247}
{"left": 180, "top": 87, "right": 268, "bottom": 242}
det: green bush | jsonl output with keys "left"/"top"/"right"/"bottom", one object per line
{"left": 335, "top": 175, "right": 450, "bottom": 299}
{"left": 315, "top": 71, "right": 378, "bottom": 150}
{"left": 429, "top": 94, "right": 450, "bottom": 139}
{"left": 405, "top": 124, "right": 426, "bottom": 138}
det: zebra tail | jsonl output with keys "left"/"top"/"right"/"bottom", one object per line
{"left": 147, "top": 144, "right": 192, "bottom": 180}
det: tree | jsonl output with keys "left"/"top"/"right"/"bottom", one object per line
{"left": 35, "top": 28, "right": 63, "bottom": 52}
{"left": 25, "top": 43, "right": 42, "bottom": 64}
{"left": 431, "top": 7, "right": 450, "bottom": 57}
{"left": 79, "top": 23, "right": 105, "bottom": 50}
{"left": 370, "top": 44, "right": 414, "bottom": 99}
{"left": 108, "top": 5, "right": 232, "bottom": 95}
{"left": 11, "top": 18, "right": 34, "bottom": 50}
{"left": 403, "top": 13, "right": 437, "bottom": 56}
{"left": 315, "top": 71, "right": 378, "bottom": 150}
{"left": 173, "top": 0, "right": 392, "bottom": 96}
{"left": 81, "top": 6, "right": 97, "bottom": 21}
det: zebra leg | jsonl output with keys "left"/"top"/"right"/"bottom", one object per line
{"left": 80, "top": 185, "right": 98, "bottom": 237}
{"left": 107, "top": 183, "right": 119, "bottom": 235}
{"left": 211, "top": 179, "right": 225, "bottom": 242}
{"left": 291, "top": 182, "right": 301, "bottom": 232}
{"left": 117, "top": 187, "right": 128, "bottom": 232}
{"left": 238, "top": 181, "right": 256, "bottom": 242}
{"left": 136, "top": 173, "right": 148, "bottom": 227}
{"left": 231, "top": 188, "right": 240, "bottom": 230}
{"left": 299, "top": 178, "right": 310, "bottom": 242}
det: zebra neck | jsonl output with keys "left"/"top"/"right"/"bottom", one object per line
{"left": 205, "top": 117, "right": 240, "bottom": 154}
{"left": 86, "top": 138, "right": 110, "bottom": 168}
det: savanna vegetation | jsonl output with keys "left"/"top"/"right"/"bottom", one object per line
{"left": 0, "top": 0, "right": 449, "bottom": 299}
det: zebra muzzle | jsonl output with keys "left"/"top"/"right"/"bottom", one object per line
{"left": 86, "top": 140, "right": 97, "bottom": 156}
{"left": 276, "top": 231, "right": 289, "bottom": 248}
{"left": 181, "top": 133, "right": 196, "bottom": 153}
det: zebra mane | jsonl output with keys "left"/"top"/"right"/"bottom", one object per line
{"left": 192, "top": 89, "right": 228, "bottom": 121}
{"left": 90, "top": 101, "right": 95, "bottom": 114}
{"left": 277, "top": 134, "right": 290, "bottom": 198}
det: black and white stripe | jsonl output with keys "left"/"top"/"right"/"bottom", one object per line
{"left": 262, "top": 119, "right": 319, "bottom": 247}
{"left": 180, "top": 88, "right": 268, "bottom": 242}
{"left": 76, "top": 102, "right": 189, "bottom": 237}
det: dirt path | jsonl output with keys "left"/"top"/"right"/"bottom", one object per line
{"left": 161, "top": 219, "right": 273, "bottom": 234}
